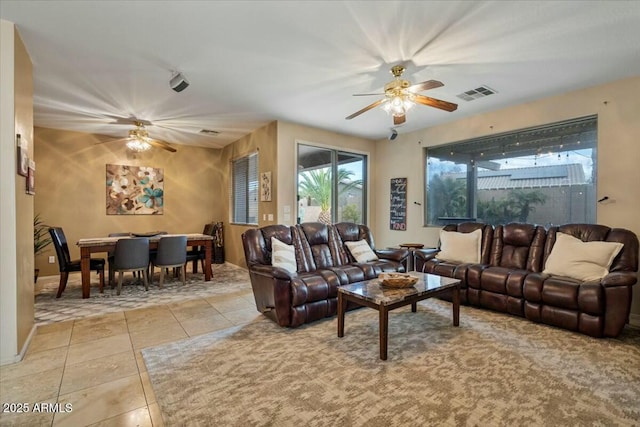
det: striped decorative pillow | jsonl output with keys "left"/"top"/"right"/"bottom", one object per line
{"left": 271, "top": 237, "right": 297, "bottom": 273}
{"left": 345, "top": 239, "right": 378, "bottom": 263}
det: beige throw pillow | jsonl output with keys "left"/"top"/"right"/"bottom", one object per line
{"left": 345, "top": 239, "right": 378, "bottom": 263}
{"left": 271, "top": 237, "right": 297, "bottom": 273}
{"left": 437, "top": 229, "right": 482, "bottom": 264}
{"left": 543, "top": 232, "right": 623, "bottom": 281}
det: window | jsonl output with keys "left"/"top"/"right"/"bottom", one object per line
{"left": 426, "top": 116, "right": 597, "bottom": 227}
{"left": 297, "top": 144, "right": 367, "bottom": 225}
{"left": 232, "top": 152, "right": 258, "bottom": 224}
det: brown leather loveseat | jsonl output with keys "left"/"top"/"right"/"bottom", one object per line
{"left": 242, "top": 222, "right": 409, "bottom": 327}
{"left": 415, "top": 222, "right": 639, "bottom": 337}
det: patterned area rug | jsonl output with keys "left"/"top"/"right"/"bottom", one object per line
{"left": 143, "top": 299, "right": 640, "bottom": 426}
{"left": 35, "top": 263, "right": 251, "bottom": 324}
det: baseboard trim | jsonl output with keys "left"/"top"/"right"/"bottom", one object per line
{"left": 0, "top": 323, "right": 37, "bottom": 366}
{"left": 629, "top": 313, "right": 640, "bottom": 328}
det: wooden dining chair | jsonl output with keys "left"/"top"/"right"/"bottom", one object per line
{"left": 49, "top": 227, "right": 105, "bottom": 298}
{"left": 150, "top": 236, "right": 187, "bottom": 288}
{"left": 112, "top": 237, "right": 150, "bottom": 295}
{"left": 186, "top": 223, "right": 214, "bottom": 273}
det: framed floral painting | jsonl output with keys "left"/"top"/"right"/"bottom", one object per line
{"left": 106, "top": 164, "right": 164, "bottom": 215}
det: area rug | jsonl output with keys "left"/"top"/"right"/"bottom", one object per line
{"left": 35, "top": 263, "right": 251, "bottom": 324}
{"left": 143, "top": 299, "right": 640, "bottom": 426}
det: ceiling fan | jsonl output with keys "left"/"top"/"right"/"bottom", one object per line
{"left": 345, "top": 65, "right": 458, "bottom": 126}
{"left": 105, "top": 118, "right": 177, "bottom": 153}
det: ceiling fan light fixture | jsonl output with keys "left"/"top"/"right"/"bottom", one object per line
{"left": 126, "top": 125, "right": 151, "bottom": 151}
{"left": 126, "top": 138, "right": 151, "bottom": 152}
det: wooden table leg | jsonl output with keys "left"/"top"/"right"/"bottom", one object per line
{"left": 204, "top": 240, "right": 212, "bottom": 281}
{"left": 80, "top": 247, "right": 91, "bottom": 299}
{"left": 337, "top": 292, "right": 346, "bottom": 338}
{"left": 411, "top": 302, "right": 417, "bottom": 312}
{"left": 452, "top": 284, "right": 460, "bottom": 327}
{"left": 379, "top": 306, "right": 388, "bottom": 360}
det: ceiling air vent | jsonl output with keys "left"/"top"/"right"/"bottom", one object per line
{"left": 456, "top": 85, "right": 496, "bottom": 102}
{"left": 199, "top": 129, "right": 220, "bottom": 135}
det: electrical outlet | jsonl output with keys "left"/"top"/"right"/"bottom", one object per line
{"left": 48, "top": 256, "right": 55, "bottom": 264}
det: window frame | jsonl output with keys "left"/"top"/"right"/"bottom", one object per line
{"left": 424, "top": 115, "right": 598, "bottom": 227}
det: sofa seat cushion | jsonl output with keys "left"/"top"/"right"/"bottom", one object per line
{"left": 541, "top": 276, "right": 581, "bottom": 310}
{"left": 352, "top": 259, "right": 404, "bottom": 280}
{"left": 526, "top": 275, "right": 604, "bottom": 315}
{"left": 475, "top": 267, "right": 527, "bottom": 297}
{"left": 328, "top": 265, "right": 366, "bottom": 285}
{"left": 290, "top": 272, "right": 339, "bottom": 306}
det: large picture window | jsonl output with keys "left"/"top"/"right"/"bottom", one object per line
{"left": 426, "top": 116, "right": 597, "bottom": 227}
{"left": 232, "top": 152, "right": 258, "bottom": 224}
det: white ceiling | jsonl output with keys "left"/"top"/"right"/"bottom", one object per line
{"left": 1, "top": 1, "right": 640, "bottom": 150}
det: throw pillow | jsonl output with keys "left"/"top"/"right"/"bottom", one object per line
{"left": 345, "top": 239, "right": 378, "bottom": 263}
{"left": 271, "top": 237, "right": 297, "bottom": 273}
{"left": 543, "top": 232, "right": 624, "bottom": 281}
{"left": 437, "top": 229, "right": 482, "bottom": 264}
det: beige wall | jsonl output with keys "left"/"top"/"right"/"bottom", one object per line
{"left": 34, "top": 127, "right": 224, "bottom": 276}
{"left": 0, "top": 22, "right": 34, "bottom": 364}
{"left": 14, "top": 27, "right": 35, "bottom": 355}
{"left": 276, "top": 121, "right": 377, "bottom": 230}
{"left": 374, "top": 76, "right": 640, "bottom": 320}
{"left": 220, "top": 122, "right": 278, "bottom": 268}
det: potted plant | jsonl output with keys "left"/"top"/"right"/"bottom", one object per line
{"left": 34, "top": 213, "right": 52, "bottom": 283}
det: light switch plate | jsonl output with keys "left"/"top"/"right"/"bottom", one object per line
{"left": 48, "top": 256, "right": 55, "bottom": 264}
{"left": 268, "top": 214, "right": 274, "bottom": 221}
{"left": 284, "top": 205, "right": 291, "bottom": 214}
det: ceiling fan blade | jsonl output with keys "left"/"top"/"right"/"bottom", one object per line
{"left": 407, "top": 80, "right": 444, "bottom": 93}
{"left": 147, "top": 139, "right": 177, "bottom": 153}
{"left": 105, "top": 115, "right": 153, "bottom": 126}
{"left": 345, "top": 99, "right": 387, "bottom": 120}
{"left": 352, "top": 93, "right": 385, "bottom": 96}
{"left": 414, "top": 94, "right": 458, "bottom": 112}
{"left": 393, "top": 115, "right": 406, "bottom": 125}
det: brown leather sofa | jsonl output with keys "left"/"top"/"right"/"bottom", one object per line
{"left": 415, "top": 222, "right": 639, "bottom": 337}
{"left": 242, "top": 222, "right": 409, "bottom": 327}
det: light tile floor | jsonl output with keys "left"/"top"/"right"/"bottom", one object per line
{"left": 0, "top": 289, "right": 259, "bottom": 426}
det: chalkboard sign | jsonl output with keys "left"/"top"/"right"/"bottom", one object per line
{"left": 390, "top": 177, "right": 407, "bottom": 230}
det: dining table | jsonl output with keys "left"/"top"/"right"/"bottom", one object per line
{"left": 76, "top": 233, "right": 214, "bottom": 298}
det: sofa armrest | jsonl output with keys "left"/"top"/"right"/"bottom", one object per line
{"left": 375, "top": 248, "right": 409, "bottom": 262}
{"left": 414, "top": 248, "right": 439, "bottom": 262}
{"left": 249, "top": 264, "right": 296, "bottom": 280}
{"left": 601, "top": 271, "right": 638, "bottom": 288}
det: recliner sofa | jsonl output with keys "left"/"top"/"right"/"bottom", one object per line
{"left": 415, "top": 222, "right": 639, "bottom": 337}
{"left": 242, "top": 222, "right": 409, "bottom": 327}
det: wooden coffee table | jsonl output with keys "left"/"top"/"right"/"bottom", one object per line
{"left": 337, "top": 272, "right": 460, "bottom": 360}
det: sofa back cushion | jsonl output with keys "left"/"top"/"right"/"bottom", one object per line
{"left": 334, "top": 222, "right": 376, "bottom": 264}
{"left": 490, "top": 223, "right": 546, "bottom": 271}
{"left": 242, "top": 224, "right": 293, "bottom": 267}
{"left": 441, "top": 222, "right": 493, "bottom": 265}
{"left": 295, "top": 222, "right": 339, "bottom": 270}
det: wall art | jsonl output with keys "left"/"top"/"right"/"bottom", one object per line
{"left": 106, "top": 164, "right": 164, "bottom": 215}
{"left": 17, "top": 134, "right": 29, "bottom": 177}
{"left": 260, "top": 171, "right": 272, "bottom": 202}
{"left": 26, "top": 159, "right": 35, "bottom": 195}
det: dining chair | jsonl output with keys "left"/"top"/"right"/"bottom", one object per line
{"left": 112, "top": 237, "right": 150, "bottom": 295}
{"left": 186, "top": 223, "right": 214, "bottom": 273}
{"left": 49, "top": 227, "right": 105, "bottom": 298}
{"left": 150, "top": 235, "right": 187, "bottom": 288}
{"left": 108, "top": 232, "right": 133, "bottom": 284}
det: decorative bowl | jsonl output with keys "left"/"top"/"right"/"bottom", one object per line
{"left": 378, "top": 273, "right": 418, "bottom": 289}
